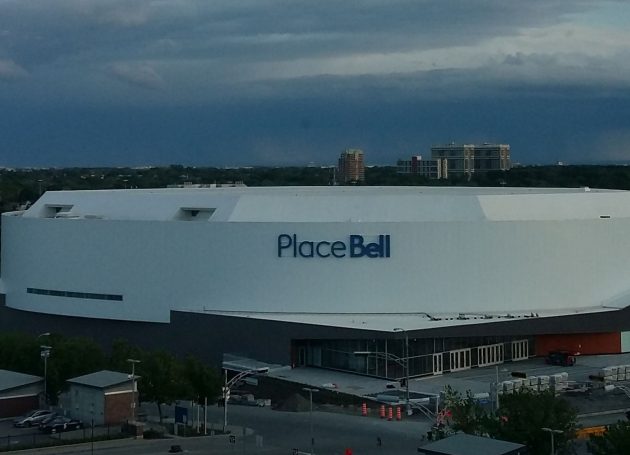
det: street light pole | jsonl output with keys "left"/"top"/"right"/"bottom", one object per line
{"left": 90, "top": 402, "right": 94, "bottom": 455}
{"left": 127, "top": 358, "right": 141, "bottom": 423}
{"left": 393, "top": 328, "right": 410, "bottom": 413}
{"left": 302, "top": 387, "right": 319, "bottom": 455}
{"left": 541, "top": 427, "right": 563, "bottom": 455}
{"left": 223, "top": 369, "right": 228, "bottom": 433}
{"left": 354, "top": 349, "right": 408, "bottom": 412}
{"left": 495, "top": 365, "right": 500, "bottom": 412}
{"left": 222, "top": 367, "right": 270, "bottom": 433}
{"left": 40, "top": 345, "right": 51, "bottom": 406}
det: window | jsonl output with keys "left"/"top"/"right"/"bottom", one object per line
{"left": 27, "top": 288, "right": 123, "bottom": 301}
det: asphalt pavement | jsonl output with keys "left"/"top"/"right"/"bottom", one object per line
{"left": 6, "top": 405, "right": 432, "bottom": 455}
{"left": 8, "top": 352, "right": 630, "bottom": 454}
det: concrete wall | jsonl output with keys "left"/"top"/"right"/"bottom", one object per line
{"left": 64, "top": 385, "right": 105, "bottom": 425}
{"left": 3, "top": 214, "right": 630, "bottom": 323}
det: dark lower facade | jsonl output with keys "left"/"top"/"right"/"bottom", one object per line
{"left": 294, "top": 336, "right": 533, "bottom": 379}
{"left": 294, "top": 331, "right": 623, "bottom": 379}
{"left": 1, "top": 294, "right": 630, "bottom": 380}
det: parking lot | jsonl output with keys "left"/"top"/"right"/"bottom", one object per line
{"left": 249, "top": 352, "right": 630, "bottom": 418}
{"left": 0, "top": 417, "right": 120, "bottom": 451}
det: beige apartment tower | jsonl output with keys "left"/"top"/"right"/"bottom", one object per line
{"left": 338, "top": 149, "right": 365, "bottom": 184}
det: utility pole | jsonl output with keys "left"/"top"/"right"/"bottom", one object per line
{"left": 393, "top": 328, "right": 410, "bottom": 413}
{"left": 542, "top": 427, "right": 563, "bottom": 455}
{"left": 40, "top": 345, "right": 52, "bottom": 406}
{"left": 302, "top": 387, "right": 319, "bottom": 455}
{"left": 127, "top": 358, "right": 141, "bottom": 422}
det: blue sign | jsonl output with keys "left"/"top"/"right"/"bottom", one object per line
{"left": 277, "top": 234, "right": 391, "bottom": 259}
{"left": 174, "top": 406, "right": 188, "bottom": 424}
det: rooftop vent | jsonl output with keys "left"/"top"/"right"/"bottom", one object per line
{"left": 176, "top": 207, "right": 216, "bottom": 221}
{"left": 43, "top": 204, "right": 74, "bottom": 218}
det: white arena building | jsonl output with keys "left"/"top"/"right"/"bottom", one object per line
{"left": 2, "top": 186, "right": 630, "bottom": 378}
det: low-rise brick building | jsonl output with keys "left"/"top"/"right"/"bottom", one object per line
{"left": 0, "top": 369, "right": 44, "bottom": 418}
{"left": 61, "top": 370, "right": 138, "bottom": 426}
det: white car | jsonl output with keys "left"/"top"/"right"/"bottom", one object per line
{"left": 13, "top": 410, "right": 55, "bottom": 428}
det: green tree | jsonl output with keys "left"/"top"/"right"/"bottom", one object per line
{"left": 108, "top": 338, "right": 144, "bottom": 372}
{"left": 43, "top": 335, "right": 106, "bottom": 404}
{"left": 0, "top": 332, "right": 41, "bottom": 374}
{"left": 442, "top": 385, "right": 490, "bottom": 435}
{"left": 490, "top": 390, "right": 577, "bottom": 455}
{"left": 588, "top": 421, "right": 630, "bottom": 455}
{"left": 444, "top": 388, "right": 577, "bottom": 455}
{"left": 138, "top": 350, "right": 188, "bottom": 423}
{"left": 183, "top": 355, "right": 221, "bottom": 404}
{"left": 0, "top": 332, "right": 107, "bottom": 404}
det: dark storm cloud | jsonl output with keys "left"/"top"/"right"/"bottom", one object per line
{"left": 0, "top": 58, "right": 28, "bottom": 81}
{"left": 108, "top": 62, "right": 165, "bottom": 90}
{"left": 0, "top": 1, "right": 600, "bottom": 80}
{"left": 0, "top": 0, "right": 628, "bottom": 166}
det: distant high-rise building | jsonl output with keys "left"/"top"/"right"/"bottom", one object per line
{"left": 430, "top": 143, "right": 511, "bottom": 178}
{"left": 397, "top": 144, "right": 510, "bottom": 179}
{"left": 338, "top": 149, "right": 365, "bottom": 184}
{"left": 397, "top": 155, "right": 447, "bottom": 179}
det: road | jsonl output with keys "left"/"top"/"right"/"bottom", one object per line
{"left": 9, "top": 405, "right": 432, "bottom": 455}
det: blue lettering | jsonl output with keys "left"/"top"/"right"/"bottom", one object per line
{"left": 365, "top": 242, "right": 380, "bottom": 258}
{"left": 349, "top": 235, "right": 365, "bottom": 257}
{"left": 278, "top": 234, "right": 292, "bottom": 257}
{"left": 331, "top": 241, "right": 346, "bottom": 258}
{"left": 316, "top": 241, "right": 331, "bottom": 258}
{"left": 299, "top": 241, "right": 314, "bottom": 258}
{"left": 277, "top": 234, "right": 390, "bottom": 259}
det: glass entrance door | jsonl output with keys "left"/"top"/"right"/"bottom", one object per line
{"left": 433, "top": 353, "right": 443, "bottom": 375}
{"left": 449, "top": 349, "right": 471, "bottom": 372}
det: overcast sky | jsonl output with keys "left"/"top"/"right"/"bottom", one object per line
{"left": 1, "top": 0, "right": 629, "bottom": 167}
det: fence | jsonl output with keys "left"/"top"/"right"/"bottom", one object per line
{"left": 1, "top": 424, "right": 122, "bottom": 452}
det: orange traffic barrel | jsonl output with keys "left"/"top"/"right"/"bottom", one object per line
{"left": 387, "top": 406, "right": 393, "bottom": 421}
{"left": 361, "top": 402, "right": 368, "bottom": 416}
{"left": 396, "top": 406, "right": 402, "bottom": 421}
{"left": 379, "top": 405, "right": 385, "bottom": 419}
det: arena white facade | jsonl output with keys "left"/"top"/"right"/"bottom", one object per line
{"left": 2, "top": 186, "right": 630, "bottom": 332}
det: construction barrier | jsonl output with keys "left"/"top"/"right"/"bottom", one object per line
{"left": 576, "top": 426, "right": 607, "bottom": 439}
{"left": 361, "top": 402, "right": 368, "bottom": 416}
{"left": 396, "top": 406, "right": 402, "bottom": 421}
{"left": 379, "top": 405, "right": 385, "bottom": 419}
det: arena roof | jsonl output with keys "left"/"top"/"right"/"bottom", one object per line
{"left": 196, "top": 306, "right": 620, "bottom": 332}
{"left": 17, "top": 186, "right": 630, "bottom": 223}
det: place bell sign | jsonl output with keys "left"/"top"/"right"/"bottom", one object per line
{"left": 277, "top": 234, "right": 391, "bottom": 259}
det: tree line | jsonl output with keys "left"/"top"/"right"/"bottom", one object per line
{"left": 0, "top": 332, "right": 220, "bottom": 422}
{"left": 5, "top": 164, "right": 630, "bottom": 212}
{"left": 443, "top": 385, "right": 630, "bottom": 455}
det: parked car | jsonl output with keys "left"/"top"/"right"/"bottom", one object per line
{"left": 13, "top": 410, "right": 55, "bottom": 428}
{"left": 545, "top": 350, "right": 576, "bottom": 366}
{"left": 38, "top": 414, "right": 59, "bottom": 427}
{"left": 39, "top": 416, "right": 83, "bottom": 434}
